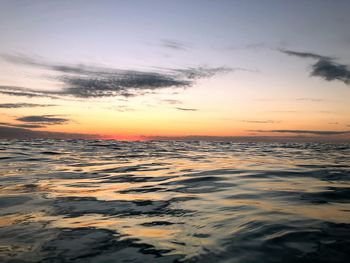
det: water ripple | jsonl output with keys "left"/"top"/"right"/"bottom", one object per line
{"left": 0, "top": 140, "right": 349, "bottom": 262}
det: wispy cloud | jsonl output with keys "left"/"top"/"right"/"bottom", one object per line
{"left": 0, "top": 85, "right": 66, "bottom": 99}
{"left": 0, "top": 103, "right": 56, "bottom": 108}
{"left": 295, "top": 98, "right": 325, "bottom": 102}
{"left": 241, "top": 120, "right": 279, "bottom": 124}
{"left": 1, "top": 54, "right": 237, "bottom": 98}
{"left": 161, "top": 99, "right": 182, "bottom": 105}
{"left": 161, "top": 39, "right": 189, "bottom": 50}
{"left": 252, "top": 129, "right": 350, "bottom": 135}
{"left": 279, "top": 49, "right": 350, "bottom": 85}
{"left": 16, "top": 115, "right": 70, "bottom": 125}
{"left": 175, "top": 107, "right": 198, "bottom": 111}
{"left": 279, "top": 49, "right": 331, "bottom": 60}
{"left": 143, "top": 134, "right": 349, "bottom": 142}
{"left": 109, "top": 105, "right": 135, "bottom": 112}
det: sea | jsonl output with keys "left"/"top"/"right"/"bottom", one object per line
{"left": 0, "top": 140, "right": 349, "bottom": 263}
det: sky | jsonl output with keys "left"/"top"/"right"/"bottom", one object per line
{"left": 0, "top": 0, "right": 350, "bottom": 141}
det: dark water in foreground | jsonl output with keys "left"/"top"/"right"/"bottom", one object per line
{"left": 0, "top": 140, "right": 349, "bottom": 263}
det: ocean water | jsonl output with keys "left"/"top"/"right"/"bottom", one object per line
{"left": 0, "top": 140, "right": 349, "bottom": 263}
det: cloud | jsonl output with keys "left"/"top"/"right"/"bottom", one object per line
{"left": 161, "top": 99, "right": 182, "bottom": 105}
{"left": 175, "top": 107, "right": 198, "bottom": 111}
{"left": 2, "top": 54, "right": 237, "bottom": 98}
{"left": 252, "top": 129, "right": 350, "bottom": 135}
{"left": 295, "top": 98, "right": 325, "bottom": 102}
{"left": 0, "top": 125, "right": 98, "bottom": 139}
{"left": 56, "top": 71, "right": 192, "bottom": 98}
{"left": 161, "top": 39, "right": 189, "bottom": 50}
{"left": 279, "top": 49, "right": 350, "bottom": 85}
{"left": 0, "top": 103, "right": 56, "bottom": 108}
{"left": 16, "top": 115, "right": 69, "bottom": 125}
{"left": 0, "top": 122, "right": 44, "bottom": 129}
{"left": 241, "top": 120, "right": 279, "bottom": 124}
{"left": 143, "top": 134, "right": 349, "bottom": 142}
{"left": 311, "top": 59, "right": 350, "bottom": 84}
{"left": 0, "top": 85, "right": 65, "bottom": 99}
{"left": 279, "top": 49, "right": 331, "bottom": 60}
{"left": 0, "top": 114, "right": 69, "bottom": 129}
{"left": 174, "top": 66, "right": 234, "bottom": 79}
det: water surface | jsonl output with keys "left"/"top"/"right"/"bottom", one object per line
{"left": 0, "top": 140, "right": 349, "bottom": 262}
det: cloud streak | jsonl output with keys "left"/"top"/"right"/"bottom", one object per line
{"left": 0, "top": 103, "right": 56, "bottom": 108}
{"left": 241, "top": 120, "right": 279, "bottom": 124}
{"left": 1, "top": 54, "right": 237, "bottom": 98}
{"left": 0, "top": 122, "right": 45, "bottom": 129}
{"left": 295, "top": 98, "right": 325, "bottom": 102}
{"left": 175, "top": 107, "right": 198, "bottom": 111}
{"left": 161, "top": 39, "right": 189, "bottom": 50}
{"left": 280, "top": 49, "right": 350, "bottom": 85}
{"left": 252, "top": 129, "right": 350, "bottom": 135}
{"left": 161, "top": 99, "right": 182, "bottom": 105}
{"left": 279, "top": 49, "right": 331, "bottom": 60}
{"left": 0, "top": 85, "right": 66, "bottom": 99}
{"left": 0, "top": 125, "right": 98, "bottom": 139}
{"left": 16, "top": 115, "right": 70, "bottom": 125}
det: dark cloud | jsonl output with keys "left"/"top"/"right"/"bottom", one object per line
{"left": 311, "top": 59, "right": 350, "bottom": 84}
{"left": 279, "top": 49, "right": 331, "bottom": 60}
{"left": 279, "top": 49, "right": 350, "bottom": 85}
{"left": 0, "top": 125, "right": 98, "bottom": 139}
{"left": 55, "top": 71, "right": 192, "bottom": 98}
{"left": 174, "top": 67, "right": 234, "bottom": 79}
{"left": 175, "top": 107, "right": 198, "bottom": 111}
{"left": 328, "top": 122, "right": 339, "bottom": 125}
{"left": 2, "top": 54, "right": 237, "bottom": 98}
{"left": 241, "top": 120, "right": 279, "bottom": 124}
{"left": 252, "top": 129, "right": 350, "bottom": 135}
{"left": 161, "top": 39, "right": 189, "bottom": 50}
{"left": 0, "top": 103, "right": 56, "bottom": 108}
{"left": 0, "top": 122, "right": 44, "bottom": 129}
{"left": 16, "top": 115, "right": 69, "bottom": 125}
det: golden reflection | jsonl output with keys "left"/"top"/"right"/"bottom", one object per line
{"left": 123, "top": 227, "right": 179, "bottom": 239}
{"left": 0, "top": 214, "right": 29, "bottom": 227}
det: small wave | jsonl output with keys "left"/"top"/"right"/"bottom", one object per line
{"left": 0, "top": 140, "right": 349, "bottom": 262}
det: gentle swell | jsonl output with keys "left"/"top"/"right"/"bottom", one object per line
{"left": 0, "top": 140, "right": 349, "bottom": 262}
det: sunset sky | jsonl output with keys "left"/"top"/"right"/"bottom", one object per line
{"left": 0, "top": 0, "right": 350, "bottom": 140}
